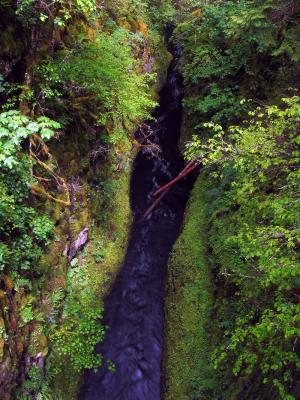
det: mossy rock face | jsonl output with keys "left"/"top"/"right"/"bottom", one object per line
{"left": 44, "top": 29, "right": 170, "bottom": 395}
{"left": 117, "top": 17, "right": 132, "bottom": 31}
{"left": 64, "top": 18, "right": 91, "bottom": 48}
{"left": 0, "top": 6, "right": 170, "bottom": 397}
{"left": 28, "top": 324, "right": 48, "bottom": 358}
{"left": 151, "top": 42, "right": 172, "bottom": 100}
{"left": 163, "top": 175, "right": 218, "bottom": 400}
{"left": 47, "top": 143, "right": 134, "bottom": 397}
{"left": 0, "top": 354, "right": 15, "bottom": 399}
{"left": 178, "top": 110, "right": 195, "bottom": 150}
{"left": 44, "top": 199, "right": 69, "bottom": 225}
{"left": 0, "top": 25, "right": 27, "bottom": 60}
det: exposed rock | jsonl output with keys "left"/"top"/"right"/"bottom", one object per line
{"left": 68, "top": 227, "right": 89, "bottom": 261}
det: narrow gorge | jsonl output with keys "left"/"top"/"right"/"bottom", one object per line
{"left": 81, "top": 35, "right": 194, "bottom": 400}
{"left": 0, "top": 1, "right": 299, "bottom": 400}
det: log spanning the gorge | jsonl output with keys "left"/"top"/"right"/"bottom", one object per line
{"left": 142, "top": 159, "right": 200, "bottom": 220}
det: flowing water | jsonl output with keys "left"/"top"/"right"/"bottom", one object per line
{"left": 80, "top": 40, "right": 193, "bottom": 400}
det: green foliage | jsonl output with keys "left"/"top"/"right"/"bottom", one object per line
{"left": 0, "top": 107, "right": 59, "bottom": 396}
{"left": 0, "top": 110, "right": 59, "bottom": 167}
{"left": 42, "top": 29, "right": 154, "bottom": 135}
{"left": 49, "top": 287, "right": 65, "bottom": 323}
{"left": 93, "top": 247, "right": 105, "bottom": 263}
{"left": 16, "top": 0, "right": 36, "bottom": 26}
{"left": 186, "top": 97, "right": 300, "bottom": 398}
{"left": 23, "top": 365, "right": 42, "bottom": 392}
{"left": 50, "top": 262, "right": 104, "bottom": 372}
{"left": 178, "top": 4, "right": 300, "bottom": 393}
{"left": 103, "top": 0, "right": 147, "bottom": 18}
{"left": 16, "top": 362, "right": 58, "bottom": 400}
{"left": 36, "top": 29, "right": 156, "bottom": 146}
{"left": 20, "top": 299, "right": 35, "bottom": 326}
{"left": 74, "top": 0, "right": 97, "bottom": 15}
{"left": 148, "top": 0, "right": 176, "bottom": 29}
{"left": 183, "top": 84, "right": 244, "bottom": 125}
{"left": 176, "top": 0, "right": 300, "bottom": 126}
{"left": 0, "top": 1, "right": 169, "bottom": 398}
{"left": 16, "top": 0, "right": 98, "bottom": 27}
{"left": 0, "top": 73, "right": 9, "bottom": 94}
{"left": 106, "top": 359, "right": 116, "bottom": 373}
{"left": 0, "top": 110, "right": 58, "bottom": 275}
{"left": 32, "top": 216, "right": 55, "bottom": 244}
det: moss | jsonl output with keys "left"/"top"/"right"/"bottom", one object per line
{"left": 151, "top": 39, "right": 172, "bottom": 100}
{"left": 88, "top": 163, "right": 132, "bottom": 294}
{"left": 0, "top": 9, "right": 170, "bottom": 396}
{"left": 163, "top": 174, "right": 218, "bottom": 400}
{"left": 43, "top": 27, "right": 169, "bottom": 394}
{"left": 0, "top": 25, "right": 27, "bottom": 59}
{"left": 48, "top": 150, "right": 133, "bottom": 399}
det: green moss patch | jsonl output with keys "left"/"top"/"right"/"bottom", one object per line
{"left": 163, "top": 174, "right": 218, "bottom": 400}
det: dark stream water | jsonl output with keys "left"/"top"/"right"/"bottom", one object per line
{"left": 80, "top": 40, "right": 193, "bottom": 400}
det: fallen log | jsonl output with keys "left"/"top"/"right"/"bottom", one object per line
{"left": 141, "top": 187, "right": 171, "bottom": 221}
{"left": 152, "top": 159, "right": 200, "bottom": 197}
{"left": 141, "top": 158, "right": 200, "bottom": 220}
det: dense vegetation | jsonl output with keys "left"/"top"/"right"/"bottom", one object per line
{"left": 164, "top": 1, "right": 300, "bottom": 399}
{"left": 0, "top": 0, "right": 171, "bottom": 398}
{"left": 184, "top": 98, "right": 300, "bottom": 399}
{"left": 1, "top": 0, "right": 299, "bottom": 399}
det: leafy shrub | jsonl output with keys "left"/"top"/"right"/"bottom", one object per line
{"left": 0, "top": 110, "right": 58, "bottom": 275}
{"left": 16, "top": 0, "right": 98, "bottom": 27}
{"left": 51, "top": 263, "right": 104, "bottom": 372}
{"left": 0, "top": 73, "right": 9, "bottom": 94}
{"left": 36, "top": 29, "right": 156, "bottom": 147}
{"left": 185, "top": 96, "right": 300, "bottom": 398}
{"left": 176, "top": 0, "right": 300, "bottom": 127}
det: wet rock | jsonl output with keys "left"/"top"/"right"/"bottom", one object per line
{"left": 0, "top": 355, "right": 15, "bottom": 399}
{"left": 68, "top": 227, "right": 89, "bottom": 261}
